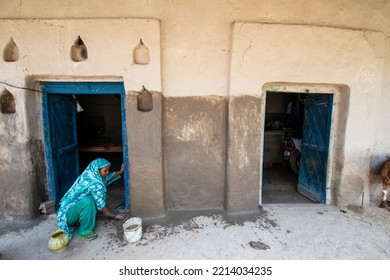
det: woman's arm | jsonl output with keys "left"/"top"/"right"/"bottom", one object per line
{"left": 112, "top": 163, "right": 126, "bottom": 179}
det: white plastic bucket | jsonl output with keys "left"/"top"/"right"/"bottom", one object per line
{"left": 123, "top": 217, "right": 142, "bottom": 243}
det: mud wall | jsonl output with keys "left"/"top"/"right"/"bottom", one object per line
{"left": 164, "top": 96, "right": 226, "bottom": 210}
{"left": 0, "top": 18, "right": 161, "bottom": 219}
{"left": 0, "top": 0, "right": 389, "bottom": 219}
{"left": 225, "top": 96, "right": 262, "bottom": 213}
{"left": 126, "top": 91, "right": 165, "bottom": 217}
{"left": 230, "top": 23, "right": 385, "bottom": 206}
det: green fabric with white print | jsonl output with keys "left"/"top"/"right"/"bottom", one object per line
{"left": 56, "top": 158, "right": 120, "bottom": 239}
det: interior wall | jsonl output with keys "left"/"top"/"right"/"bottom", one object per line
{"left": 264, "top": 92, "right": 293, "bottom": 130}
{"left": 76, "top": 95, "right": 122, "bottom": 147}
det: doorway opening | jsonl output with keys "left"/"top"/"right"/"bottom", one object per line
{"left": 76, "top": 94, "right": 125, "bottom": 211}
{"left": 261, "top": 90, "right": 334, "bottom": 204}
{"left": 41, "top": 82, "right": 129, "bottom": 211}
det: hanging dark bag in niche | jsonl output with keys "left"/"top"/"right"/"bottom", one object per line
{"left": 137, "top": 86, "right": 153, "bottom": 112}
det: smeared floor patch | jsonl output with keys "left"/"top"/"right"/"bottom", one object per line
{"left": 136, "top": 209, "right": 279, "bottom": 246}
{"left": 249, "top": 241, "right": 270, "bottom": 250}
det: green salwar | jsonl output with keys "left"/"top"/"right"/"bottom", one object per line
{"left": 66, "top": 196, "right": 97, "bottom": 236}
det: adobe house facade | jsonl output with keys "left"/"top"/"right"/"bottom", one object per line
{"left": 0, "top": 0, "right": 389, "bottom": 219}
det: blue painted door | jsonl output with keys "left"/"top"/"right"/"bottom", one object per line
{"left": 42, "top": 82, "right": 130, "bottom": 209}
{"left": 297, "top": 94, "right": 333, "bottom": 203}
{"left": 43, "top": 93, "right": 80, "bottom": 206}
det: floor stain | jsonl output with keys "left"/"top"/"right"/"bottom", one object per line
{"left": 249, "top": 241, "right": 270, "bottom": 250}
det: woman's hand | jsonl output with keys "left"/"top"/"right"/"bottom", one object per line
{"left": 103, "top": 207, "right": 125, "bottom": 220}
{"left": 119, "top": 163, "right": 126, "bottom": 174}
{"left": 113, "top": 163, "right": 126, "bottom": 178}
{"left": 114, "top": 213, "right": 125, "bottom": 221}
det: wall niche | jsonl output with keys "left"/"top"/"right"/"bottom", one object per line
{"left": 3, "top": 37, "right": 19, "bottom": 62}
{"left": 1, "top": 89, "right": 16, "bottom": 114}
{"left": 71, "top": 36, "right": 88, "bottom": 62}
{"left": 133, "top": 38, "right": 150, "bottom": 65}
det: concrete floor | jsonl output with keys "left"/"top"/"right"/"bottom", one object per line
{"left": 1, "top": 163, "right": 389, "bottom": 261}
{"left": 0, "top": 201, "right": 389, "bottom": 261}
{"left": 262, "top": 164, "right": 313, "bottom": 204}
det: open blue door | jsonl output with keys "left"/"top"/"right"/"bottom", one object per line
{"left": 42, "top": 93, "right": 80, "bottom": 207}
{"left": 42, "top": 82, "right": 130, "bottom": 209}
{"left": 297, "top": 94, "right": 333, "bottom": 203}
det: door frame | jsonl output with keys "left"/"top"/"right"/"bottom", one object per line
{"left": 40, "top": 81, "right": 130, "bottom": 209}
{"left": 259, "top": 83, "right": 341, "bottom": 205}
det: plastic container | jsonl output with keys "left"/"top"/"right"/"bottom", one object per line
{"left": 123, "top": 217, "right": 142, "bottom": 243}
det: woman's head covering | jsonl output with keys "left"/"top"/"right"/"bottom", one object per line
{"left": 91, "top": 158, "right": 111, "bottom": 169}
{"left": 82, "top": 158, "right": 111, "bottom": 185}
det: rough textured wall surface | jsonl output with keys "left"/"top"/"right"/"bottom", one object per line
{"left": 329, "top": 85, "right": 349, "bottom": 206}
{"left": 1, "top": 0, "right": 388, "bottom": 97}
{"left": 0, "top": 143, "right": 29, "bottom": 219}
{"left": 0, "top": 140, "right": 46, "bottom": 219}
{"left": 126, "top": 91, "right": 165, "bottom": 218}
{"left": 164, "top": 96, "right": 226, "bottom": 210}
{"left": 27, "top": 139, "right": 48, "bottom": 214}
{"left": 226, "top": 95, "right": 262, "bottom": 213}
{"left": 0, "top": 89, "right": 37, "bottom": 218}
